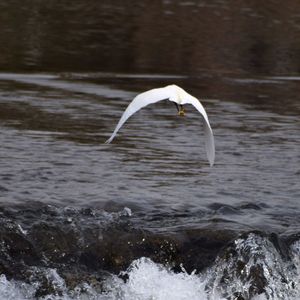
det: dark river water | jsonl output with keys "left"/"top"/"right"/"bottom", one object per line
{"left": 0, "top": 1, "right": 299, "bottom": 299}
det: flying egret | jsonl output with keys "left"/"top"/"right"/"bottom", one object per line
{"left": 105, "top": 84, "right": 215, "bottom": 166}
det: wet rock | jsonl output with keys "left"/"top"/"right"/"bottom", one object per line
{"left": 78, "top": 226, "right": 179, "bottom": 273}
{"left": 0, "top": 203, "right": 299, "bottom": 299}
{"left": 0, "top": 219, "right": 41, "bottom": 281}
{"left": 29, "top": 222, "right": 79, "bottom": 264}
{"left": 0, "top": 206, "right": 238, "bottom": 288}
{"left": 205, "top": 231, "right": 298, "bottom": 299}
{"left": 171, "top": 228, "right": 238, "bottom": 273}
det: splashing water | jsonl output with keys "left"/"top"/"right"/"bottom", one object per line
{"left": 205, "top": 233, "right": 300, "bottom": 299}
{"left": 104, "top": 257, "right": 215, "bottom": 300}
{"left": 1, "top": 233, "right": 300, "bottom": 300}
{"left": 0, "top": 259, "right": 219, "bottom": 300}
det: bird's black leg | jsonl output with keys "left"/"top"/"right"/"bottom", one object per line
{"left": 173, "top": 102, "right": 180, "bottom": 112}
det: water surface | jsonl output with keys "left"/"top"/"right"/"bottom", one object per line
{"left": 0, "top": 72, "right": 299, "bottom": 234}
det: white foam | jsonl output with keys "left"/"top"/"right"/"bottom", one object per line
{"left": 0, "top": 274, "right": 36, "bottom": 299}
{"left": 104, "top": 257, "right": 219, "bottom": 300}
{"left": 0, "top": 259, "right": 222, "bottom": 300}
{"left": 0, "top": 243, "right": 300, "bottom": 300}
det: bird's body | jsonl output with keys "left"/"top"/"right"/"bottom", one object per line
{"left": 105, "top": 84, "right": 215, "bottom": 166}
{"left": 168, "top": 84, "right": 190, "bottom": 104}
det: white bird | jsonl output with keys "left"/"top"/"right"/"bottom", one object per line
{"left": 105, "top": 84, "right": 215, "bottom": 166}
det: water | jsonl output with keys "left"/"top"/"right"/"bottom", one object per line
{"left": 0, "top": 0, "right": 300, "bottom": 299}
{"left": 0, "top": 73, "right": 298, "bottom": 232}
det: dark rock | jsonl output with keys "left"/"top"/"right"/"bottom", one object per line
{"left": 0, "top": 203, "right": 298, "bottom": 299}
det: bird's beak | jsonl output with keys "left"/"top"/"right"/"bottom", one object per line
{"left": 178, "top": 108, "right": 185, "bottom": 116}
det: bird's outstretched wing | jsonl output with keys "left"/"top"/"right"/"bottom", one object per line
{"left": 183, "top": 95, "right": 215, "bottom": 166}
{"left": 105, "top": 86, "right": 176, "bottom": 144}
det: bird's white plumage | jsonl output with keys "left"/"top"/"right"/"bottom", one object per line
{"left": 105, "top": 84, "right": 215, "bottom": 166}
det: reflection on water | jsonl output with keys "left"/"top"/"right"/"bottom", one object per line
{"left": 1, "top": 0, "right": 300, "bottom": 75}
